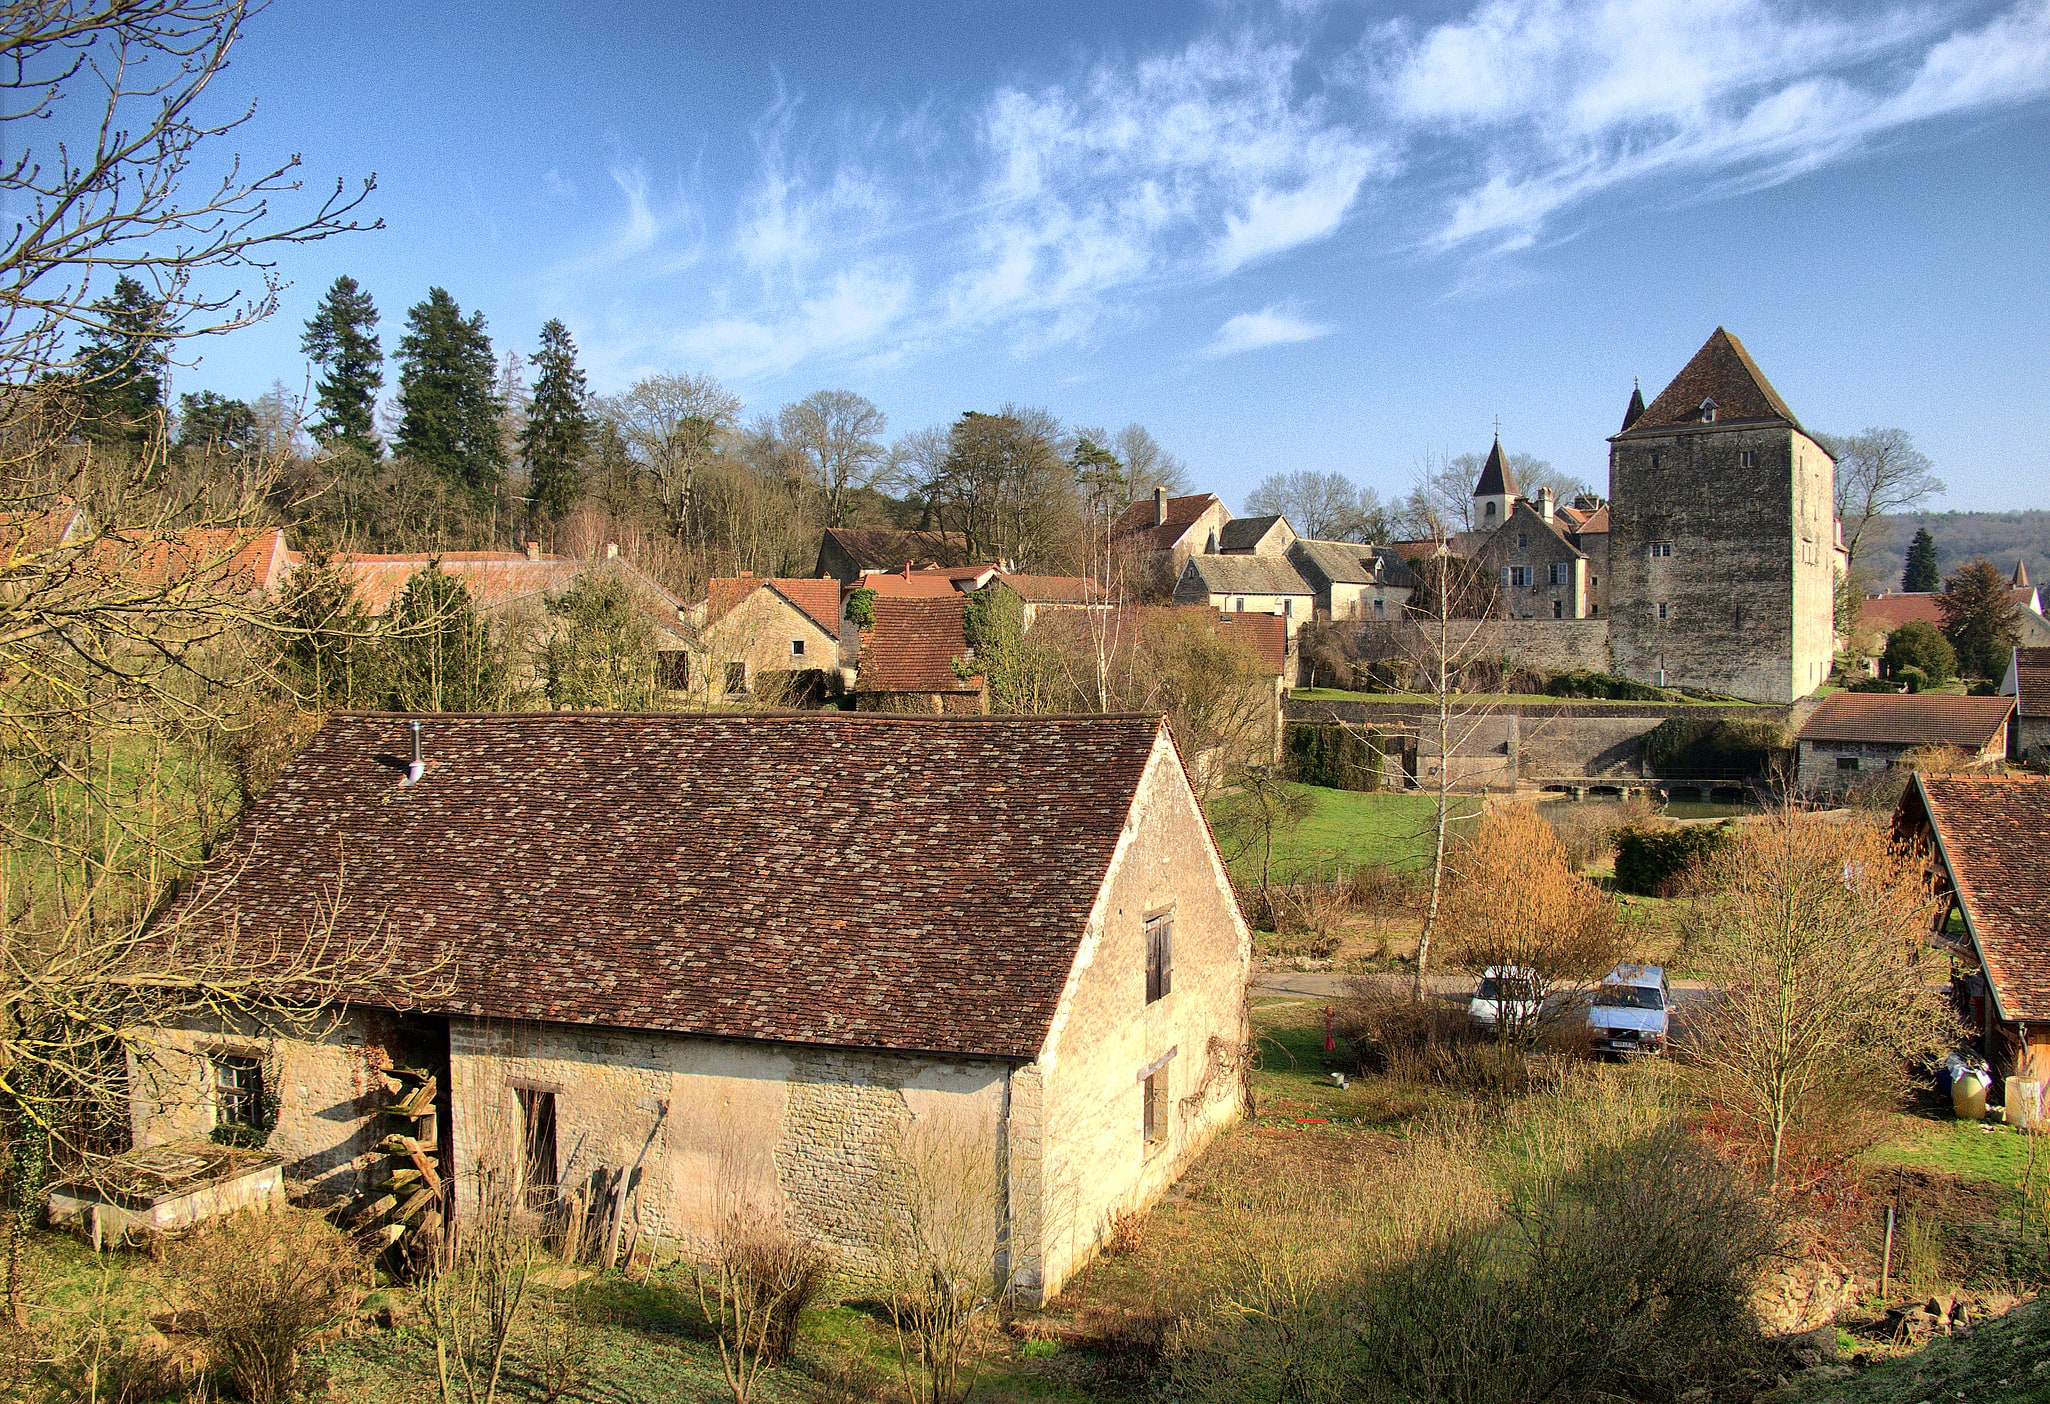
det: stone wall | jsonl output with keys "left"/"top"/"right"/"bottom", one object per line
{"left": 1317, "top": 618, "right": 1611, "bottom": 677}
{"left": 697, "top": 590, "right": 842, "bottom": 702}
{"left": 1794, "top": 738, "right": 1907, "bottom": 794}
{"left": 1027, "top": 730, "right": 1252, "bottom": 1299}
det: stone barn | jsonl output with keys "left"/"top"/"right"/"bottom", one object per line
{"left": 1793, "top": 692, "right": 2015, "bottom": 794}
{"left": 130, "top": 711, "right": 1251, "bottom": 1301}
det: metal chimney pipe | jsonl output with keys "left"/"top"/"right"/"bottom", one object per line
{"left": 402, "top": 719, "right": 425, "bottom": 786}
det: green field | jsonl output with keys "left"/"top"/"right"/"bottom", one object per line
{"left": 1207, "top": 784, "right": 1474, "bottom": 882}
{"left": 1290, "top": 687, "right": 1741, "bottom": 707}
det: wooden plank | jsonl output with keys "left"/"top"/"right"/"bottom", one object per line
{"left": 404, "top": 1144, "right": 444, "bottom": 1197}
{"left": 602, "top": 1166, "right": 627, "bottom": 1271}
{"left": 394, "top": 1187, "right": 436, "bottom": 1223}
{"left": 350, "top": 1193, "right": 397, "bottom": 1228}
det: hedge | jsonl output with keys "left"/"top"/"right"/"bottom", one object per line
{"left": 1614, "top": 823, "right": 1737, "bottom": 897}
{"left": 1546, "top": 671, "right": 1678, "bottom": 702}
{"left": 1284, "top": 723, "right": 1385, "bottom": 791}
{"left": 1640, "top": 715, "right": 1787, "bottom": 778}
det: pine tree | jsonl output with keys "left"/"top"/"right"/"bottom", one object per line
{"left": 1937, "top": 559, "right": 2023, "bottom": 681}
{"left": 384, "top": 565, "right": 505, "bottom": 711}
{"left": 301, "top": 276, "right": 384, "bottom": 456}
{"left": 1902, "top": 528, "right": 1940, "bottom": 592}
{"left": 520, "top": 320, "right": 590, "bottom": 524}
{"left": 176, "top": 391, "right": 256, "bottom": 454}
{"left": 394, "top": 288, "right": 506, "bottom": 495}
{"left": 75, "top": 275, "right": 171, "bottom": 445}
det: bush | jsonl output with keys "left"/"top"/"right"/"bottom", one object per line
{"left": 1333, "top": 975, "right": 1526, "bottom": 1092}
{"left": 1897, "top": 664, "right": 1928, "bottom": 693}
{"left": 1538, "top": 794, "right": 1655, "bottom": 871}
{"left": 172, "top": 1207, "right": 366, "bottom": 1402}
{"left": 1546, "top": 670, "right": 1677, "bottom": 702}
{"left": 1884, "top": 620, "right": 1957, "bottom": 686}
{"left": 1283, "top": 723, "right": 1383, "bottom": 791}
{"left": 1845, "top": 674, "right": 1901, "bottom": 693}
{"left": 1640, "top": 716, "right": 1787, "bottom": 778}
{"left": 1613, "top": 823, "right": 1736, "bottom": 896}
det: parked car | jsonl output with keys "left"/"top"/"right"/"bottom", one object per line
{"left": 1469, "top": 966, "right": 1544, "bottom": 1034}
{"left": 1587, "top": 964, "right": 1670, "bottom": 1056}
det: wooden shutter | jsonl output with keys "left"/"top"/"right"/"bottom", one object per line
{"left": 1145, "top": 911, "right": 1174, "bottom": 1003}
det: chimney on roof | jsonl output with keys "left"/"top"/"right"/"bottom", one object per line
{"left": 605, "top": 541, "right": 619, "bottom": 560}
{"left": 1537, "top": 486, "right": 1555, "bottom": 525}
{"left": 1153, "top": 485, "right": 1167, "bottom": 527}
{"left": 401, "top": 719, "right": 425, "bottom": 787}
{"left": 524, "top": 540, "right": 541, "bottom": 562}
{"left": 903, "top": 561, "right": 913, "bottom": 580}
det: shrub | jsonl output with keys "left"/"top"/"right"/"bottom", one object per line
{"left": 1333, "top": 975, "right": 1524, "bottom": 1091}
{"left": 1613, "top": 823, "right": 1736, "bottom": 896}
{"left": 1640, "top": 715, "right": 1787, "bottom": 777}
{"left": 1883, "top": 620, "right": 1956, "bottom": 685}
{"left": 1897, "top": 664, "right": 1928, "bottom": 693}
{"left": 172, "top": 1207, "right": 366, "bottom": 1402}
{"left": 1845, "top": 674, "right": 1901, "bottom": 693}
{"left": 1545, "top": 670, "right": 1676, "bottom": 702}
{"left": 1283, "top": 722, "right": 1383, "bottom": 791}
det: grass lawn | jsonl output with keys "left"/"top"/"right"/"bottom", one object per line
{"left": 1289, "top": 687, "right": 1744, "bottom": 707}
{"left": 1865, "top": 1112, "right": 2043, "bottom": 1194}
{"left": 1208, "top": 784, "right": 1474, "bottom": 883}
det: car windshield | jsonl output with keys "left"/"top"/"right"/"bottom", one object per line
{"left": 1478, "top": 976, "right": 1534, "bottom": 1002}
{"left": 1595, "top": 984, "right": 1664, "bottom": 1011}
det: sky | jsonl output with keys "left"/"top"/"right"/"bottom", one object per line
{"left": 159, "top": 0, "right": 2050, "bottom": 512}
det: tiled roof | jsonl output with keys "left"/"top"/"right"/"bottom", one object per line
{"left": 820, "top": 527, "right": 976, "bottom": 572}
{"left": 859, "top": 569, "right": 974, "bottom": 600}
{"left": 1214, "top": 611, "right": 1287, "bottom": 674}
{"left": 2011, "top": 647, "right": 2050, "bottom": 718}
{"left": 96, "top": 526, "right": 290, "bottom": 595}
{"left": 1472, "top": 438, "right": 1517, "bottom": 497}
{"left": 1862, "top": 589, "right": 2039, "bottom": 633}
{"left": 165, "top": 712, "right": 1169, "bottom": 1059}
{"left": 1618, "top": 327, "right": 1805, "bottom": 437}
{"left": 1909, "top": 775, "right": 2050, "bottom": 1021}
{"left": 708, "top": 576, "right": 839, "bottom": 634}
{"left": 1218, "top": 515, "right": 1286, "bottom": 553}
{"left": 1568, "top": 505, "right": 1610, "bottom": 535}
{"left": 1180, "top": 554, "right": 1312, "bottom": 596}
{"left": 1111, "top": 493, "right": 1222, "bottom": 551}
{"left": 1028, "top": 605, "right": 1286, "bottom": 677}
{"left": 860, "top": 596, "right": 980, "bottom": 693}
{"left": 1795, "top": 692, "right": 2015, "bottom": 748}
{"left": 1290, "top": 539, "right": 1381, "bottom": 586}
{"left": 992, "top": 573, "right": 1106, "bottom": 605}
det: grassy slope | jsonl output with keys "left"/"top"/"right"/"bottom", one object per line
{"left": 1207, "top": 785, "right": 1470, "bottom": 883}
{"left": 1791, "top": 1297, "right": 2050, "bottom": 1404}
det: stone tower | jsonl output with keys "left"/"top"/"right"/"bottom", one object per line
{"left": 1607, "top": 328, "right": 1837, "bottom": 703}
{"left": 1470, "top": 435, "right": 1519, "bottom": 528}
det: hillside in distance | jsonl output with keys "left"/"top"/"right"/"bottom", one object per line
{"left": 1858, "top": 510, "right": 2050, "bottom": 592}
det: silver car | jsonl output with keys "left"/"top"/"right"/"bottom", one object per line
{"left": 1587, "top": 964, "right": 1670, "bottom": 1056}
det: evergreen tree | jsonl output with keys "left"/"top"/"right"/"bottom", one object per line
{"left": 176, "top": 391, "right": 257, "bottom": 454}
{"left": 280, "top": 543, "right": 383, "bottom": 707}
{"left": 1902, "top": 528, "right": 1940, "bottom": 592}
{"left": 384, "top": 564, "right": 506, "bottom": 711}
{"left": 395, "top": 288, "right": 505, "bottom": 495}
{"left": 541, "top": 571, "right": 657, "bottom": 710}
{"left": 301, "top": 275, "right": 384, "bottom": 455}
{"left": 520, "top": 320, "right": 590, "bottom": 524}
{"left": 1936, "top": 558, "right": 2023, "bottom": 681}
{"left": 75, "top": 274, "right": 171, "bottom": 445}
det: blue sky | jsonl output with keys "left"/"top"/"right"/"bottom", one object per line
{"left": 176, "top": 0, "right": 2050, "bottom": 511}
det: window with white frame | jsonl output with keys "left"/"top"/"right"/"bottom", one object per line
{"left": 1649, "top": 542, "right": 1673, "bottom": 559}
{"left": 789, "top": 639, "right": 805, "bottom": 657}
{"left": 1656, "top": 602, "right": 1669, "bottom": 621}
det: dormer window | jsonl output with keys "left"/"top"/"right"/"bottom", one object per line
{"left": 1700, "top": 398, "right": 1717, "bottom": 423}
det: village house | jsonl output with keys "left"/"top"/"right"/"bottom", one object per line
{"left": 1215, "top": 514, "right": 1296, "bottom": 557}
{"left": 689, "top": 573, "right": 843, "bottom": 704}
{"left": 1472, "top": 488, "right": 1596, "bottom": 620}
{"left": 1896, "top": 775, "right": 2050, "bottom": 1096}
{"left": 854, "top": 594, "right": 987, "bottom": 713}
{"left": 129, "top": 712, "right": 1252, "bottom": 1302}
{"left": 1999, "top": 647, "right": 2050, "bottom": 762}
{"left": 986, "top": 572, "right": 1111, "bottom": 630}
{"left": 1793, "top": 692, "right": 2016, "bottom": 793}
{"left": 813, "top": 527, "right": 980, "bottom": 584}
{"left": 1861, "top": 565, "right": 2050, "bottom": 657}
{"left": 1285, "top": 538, "right": 1416, "bottom": 622}
{"left": 1171, "top": 554, "right": 1316, "bottom": 642}
{"left": 1110, "top": 489, "right": 1231, "bottom": 593}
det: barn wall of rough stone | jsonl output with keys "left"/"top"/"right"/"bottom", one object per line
{"left": 1024, "top": 735, "right": 1251, "bottom": 1300}
{"left": 444, "top": 1021, "right": 1009, "bottom": 1276}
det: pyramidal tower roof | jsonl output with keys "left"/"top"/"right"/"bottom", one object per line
{"left": 1617, "top": 327, "right": 1805, "bottom": 437}
{"left": 1622, "top": 379, "right": 1646, "bottom": 431}
{"left": 2016, "top": 558, "right": 2032, "bottom": 589}
{"left": 1472, "top": 435, "right": 1518, "bottom": 499}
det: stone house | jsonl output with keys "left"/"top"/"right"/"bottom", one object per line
{"left": 988, "top": 573, "right": 1110, "bottom": 631}
{"left": 1999, "top": 647, "right": 2050, "bottom": 762}
{"left": 1793, "top": 692, "right": 2016, "bottom": 793}
{"left": 1286, "top": 539, "right": 1416, "bottom": 622}
{"left": 854, "top": 595, "right": 987, "bottom": 713}
{"left": 1860, "top": 585, "right": 2050, "bottom": 656}
{"left": 130, "top": 712, "right": 1253, "bottom": 1302}
{"left": 1895, "top": 774, "right": 2050, "bottom": 1090}
{"left": 1111, "top": 490, "right": 1232, "bottom": 594}
{"left": 814, "top": 527, "right": 980, "bottom": 584}
{"left": 690, "top": 574, "right": 843, "bottom": 703}
{"left": 1607, "top": 328, "right": 1841, "bottom": 701}
{"left": 1172, "top": 554, "right": 1315, "bottom": 641}
{"left": 1216, "top": 515, "right": 1296, "bottom": 557}
{"left": 1473, "top": 494, "right": 1592, "bottom": 620}
{"left": 1554, "top": 498, "right": 1611, "bottom": 616}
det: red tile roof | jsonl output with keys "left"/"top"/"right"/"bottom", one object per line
{"left": 994, "top": 573, "right": 1108, "bottom": 605}
{"left": 1863, "top": 590, "right": 2037, "bottom": 633}
{"left": 1908, "top": 775, "right": 2050, "bottom": 1021}
{"left": 860, "top": 596, "right": 981, "bottom": 694}
{"left": 1796, "top": 692, "right": 2015, "bottom": 748}
{"left": 303, "top": 551, "right": 684, "bottom": 622}
{"left": 163, "top": 712, "right": 1170, "bottom": 1058}
{"left": 2011, "top": 647, "right": 2050, "bottom": 719}
{"left": 819, "top": 527, "right": 976, "bottom": 572}
{"left": 1111, "top": 493, "right": 1222, "bottom": 551}
{"left": 708, "top": 576, "right": 839, "bottom": 634}
{"left": 860, "top": 569, "right": 979, "bottom": 600}
{"left": 1617, "top": 327, "right": 1805, "bottom": 437}
{"left": 1214, "top": 611, "right": 1287, "bottom": 674}
{"left": 94, "top": 526, "right": 290, "bottom": 595}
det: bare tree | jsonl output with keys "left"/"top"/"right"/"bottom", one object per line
{"left": 427, "top": 1154, "right": 534, "bottom": 1404}
{"left": 1686, "top": 805, "right": 1957, "bottom": 1187}
{"left": 1820, "top": 427, "right": 1944, "bottom": 570}
{"left": 595, "top": 372, "right": 743, "bottom": 546}
{"left": 1112, "top": 423, "right": 1189, "bottom": 497}
{"left": 776, "top": 388, "right": 886, "bottom": 529}
{"left": 877, "top": 1118, "right": 1011, "bottom": 1404}
{"left": 1244, "top": 470, "right": 1389, "bottom": 542}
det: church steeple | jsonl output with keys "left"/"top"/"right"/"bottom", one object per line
{"left": 1471, "top": 434, "right": 1520, "bottom": 528}
{"left": 1622, "top": 378, "right": 1645, "bottom": 431}
{"left": 2016, "top": 558, "right": 2032, "bottom": 589}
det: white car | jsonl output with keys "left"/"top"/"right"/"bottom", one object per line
{"left": 1587, "top": 964, "right": 1671, "bottom": 1056}
{"left": 1469, "top": 967, "right": 1544, "bottom": 1035}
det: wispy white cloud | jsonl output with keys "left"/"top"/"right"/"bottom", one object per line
{"left": 1201, "top": 304, "right": 1338, "bottom": 357}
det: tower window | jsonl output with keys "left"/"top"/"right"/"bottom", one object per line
{"left": 1656, "top": 602, "right": 1669, "bottom": 621}
{"left": 1650, "top": 452, "right": 1661, "bottom": 470}
{"left": 1649, "top": 542, "right": 1673, "bottom": 559}
{"left": 1700, "top": 398, "right": 1717, "bottom": 423}
{"left": 1553, "top": 600, "right": 1563, "bottom": 619}
{"left": 1517, "top": 532, "right": 1527, "bottom": 548}
{"left": 1485, "top": 501, "right": 1497, "bottom": 519}
{"left": 1739, "top": 450, "right": 1756, "bottom": 468}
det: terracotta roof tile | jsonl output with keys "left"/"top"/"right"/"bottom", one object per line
{"left": 163, "top": 712, "right": 1168, "bottom": 1058}
{"left": 94, "top": 526, "right": 288, "bottom": 595}
{"left": 860, "top": 569, "right": 978, "bottom": 600}
{"left": 1111, "top": 493, "right": 1222, "bottom": 551}
{"left": 992, "top": 573, "right": 1107, "bottom": 605}
{"left": 1861, "top": 590, "right": 2038, "bottom": 633}
{"left": 1796, "top": 692, "right": 2015, "bottom": 748}
{"left": 709, "top": 576, "right": 840, "bottom": 634}
{"left": 860, "top": 596, "right": 980, "bottom": 693}
{"left": 1910, "top": 775, "right": 2050, "bottom": 1021}
{"left": 821, "top": 528, "right": 976, "bottom": 572}
{"left": 1618, "top": 327, "right": 1805, "bottom": 438}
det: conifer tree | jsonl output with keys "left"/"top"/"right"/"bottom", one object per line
{"left": 395, "top": 288, "right": 505, "bottom": 495}
{"left": 75, "top": 275, "right": 171, "bottom": 445}
{"left": 1936, "top": 558, "right": 2023, "bottom": 681}
{"left": 384, "top": 565, "right": 505, "bottom": 711}
{"left": 301, "top": 275, "right": 384, "bottom": 455}
{"left": 520, "top": 320, "right": 590, "bottom": 524}
{"left": 1902, "top": 527, "right": 1940, "bottom": 592}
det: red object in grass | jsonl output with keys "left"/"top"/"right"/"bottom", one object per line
{"left": 1323, "top": 1005, "right": 1336, "bottom": 1053}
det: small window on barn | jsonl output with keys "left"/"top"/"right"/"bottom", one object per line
{"left": 1143, "top": 1070, "right": 1169, "bottom": 1148}
{"left": 790, "top": 638, "right": 805, "bottom": 657}
{"left": 725, "top": 662, "right": 746, "bottom": 695}
{"left": 212, "top": 1054, "right": 262, "bottom": 1132}
{"left": 1553, "top": 600, "right": 1564, "bottom": 619}
{"left": 1740, "top": 450, "right": 1757, "bottom": 468}
{"left": 657, "top": 651, "right": 690, "bottom": 690}
{"left": 515, "top": 1087, "right": 560, "bottom": 1210}
{"left": 1836, "top": 755, "right": 1860, "bottom": 772}
{"left": 1144, "top": 909, "right": 1174, "bottom": 1004}
{"left": 1657, "top": 602, "right": 1669, "bottom": 622}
